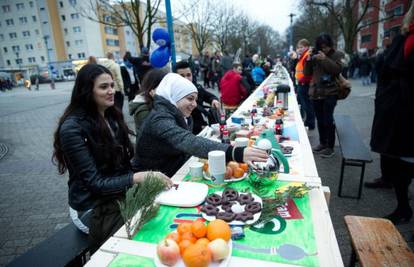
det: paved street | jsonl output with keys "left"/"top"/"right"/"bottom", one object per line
{"left": 0, "top": 79, "right": 413, "bottom": 266}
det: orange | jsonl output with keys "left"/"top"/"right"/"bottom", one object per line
{"left": 191, "top": 218, "right": 207, "bottom": 238}
{"left": 239, "top": 163, "right": 249, "bottom": 172}
{"left": 181, "top": 231, "right": 197, "bottom": 243}
{"left": 177, "top": 222, "right": 192, "bottom": 235}
{"left": 227, "top": 161, "right": 239, "bottom": 171}
{"left": 178, "top": 239, "right": 193, "bottom": 255}
{"left": 166, "top": 232, "right": 181, "bottom": 243}
{"left": 233, "top": 167, "right": 244, "bottom": 178}
{"left": 182, "top": 244, "right": 211, "bottom": 267}
{"left": 203, "top": 162, "right": 209, "bottom": 172}
{"left": 195, "top": 237, "right": 210, "bottom": 247}
{"left": 207, "top": 219, "right": 231, "bottom": 241}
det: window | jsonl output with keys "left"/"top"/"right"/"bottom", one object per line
{"left": 22, "top": 31, "right": 30, "bottom": 37}
{"left": 35, "top": 29, "right": 40, "bottom": 35}
{"left": 66, "top": 41, "right": 70, "bottom": 47}
{"left": 70, "top": 13, "right": 79, "bottom": 19}
{"left": 41, "top": 56, "right": 45, "bottom": 61}
{"left": 32, "top": 16, "right": 37, "bottom": 22}
{"left": 25, "top": 44, "right": 33, "bottom": 50}
{"left": 0, "top": 34, "right": 4, "bottom": 41}
{"left": 19, "top": 17, "right": 28, "bottom": 24}
{"left": 361, "top": 34, "right": 371, "bottom": 43}
{"left": 104, "top": 26, "right": 118, "bottom": 35}
{"left": 3, "top": 47, "right": 8, "bottom": 53}
{"left": 73, "top": 26, "right": 81, "bottom": 32}
{"left": 40, "top": 7, "right": 45, "bottom": 11}
{"left": 59, "top": 1, "right": 63, "bottom": 8}
{"left": 12, "top": 45, "right": 20, "bottom": 52}
{"left": 16, "top": 3, "right": 24, "bottom": 10}
{"left": 2, "top": 5, "right": 11, "bottom": 12}
{"left": 75, "top": 39, "right": 83, "bottom": 46}
{"left": 68, "top": 54, "right": 72, "bottom": 59}
{"left": 6, "top": 60, "right": 11, "bottom": 66}
{"left": 9, "top": 32, "right": 17, "bottom": 39}
{"left": 64, "top": 28, "right": 68, "bottom": 34}
{"left": 28, "top": 57, "right": 36, "bottom": 63}
{"left": 61, "top": 15, "right": 66, "bottom": 21}
{"left": 77, "top": 52, "right": 85, "bottom": 58}
{"left": 106, "top": 39, "right": 119, "bottom": 46}
{"left": 394, "top": 5, "right": 403, "bottom": 16}
{"left": 16, "top": 59, "right": 23, "bottom": 64}
{"left": 6, "top": 19, "right": 14, "bottom": 26}
{"left": 29, "top": 1, "right": 34, "bottom": 8}
{"left": 69, "top": 0, "right": 77, "bottom": 5}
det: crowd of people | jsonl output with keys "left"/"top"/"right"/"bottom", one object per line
{"left": 50, "top": 2, "right": 413, "bottom": 252}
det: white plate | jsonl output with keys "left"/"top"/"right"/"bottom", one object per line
{"left": 154, "top": 239, "right": 232, "bottom": 267}
{"left": 201, "top": 192, "right": 262, "bottom": 225}
{"left": 203, "top": 171, "right": 247, "bottom": 183}
{"left": 155, "top": 182, "right": 209, "bottom": 207}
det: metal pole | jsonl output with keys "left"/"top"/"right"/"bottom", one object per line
{"left": 288, "top": 13, "right": 296, "bottom": 51}
{"left": 43, "top": 36, "right": 55, "bottom": 89}
{"left": 165, "top": 0, "right": 176, "bottom": 71}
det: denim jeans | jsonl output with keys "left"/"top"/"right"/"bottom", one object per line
{"left": 297, "top": 84, "right": 315, "bottom": 128}
{"left": 313, "top": 95, "right": 337, "bottom": 148}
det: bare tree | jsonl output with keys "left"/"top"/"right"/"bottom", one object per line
{"left": 77, "top": 0, "right": 162, "bottom": 51}
{"left": 211, "top": 4, "right": 238, "bottom": 53}
{"left": 178, "top": 0, "right": 215, "bottom": 56}
{"left": 306, "top": 0, "right": 400, "bottom": 54}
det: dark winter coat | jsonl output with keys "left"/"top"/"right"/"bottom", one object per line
{"left": 304, "top": 49, "right": 344, "bottom": 99}
{"left": 132, "top": 96, "right": 231, "bottom": 177}
{"left": 59, "top": 110, "right": 133, "bottom": 211}
{"left": 192, "top": 82, "right": 219, "bottom": 134}
{"left": 370, "top": 31, "right": 414, "bottom": 157}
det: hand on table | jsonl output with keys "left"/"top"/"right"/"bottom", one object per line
{"left": 211, "top": 99, "right": 221, "bottom": 109}
{"left": 133, "top": 171, "right": 173, "bottom": 189}
{"left": 243, "top": 147, "right": 269, "bottom": 166}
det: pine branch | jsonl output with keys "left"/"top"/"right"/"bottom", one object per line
{"left": 118, "top": 172, "right": 168, "bottom": 239}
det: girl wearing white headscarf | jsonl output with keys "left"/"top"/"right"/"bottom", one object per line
{"left": 133, "top": 73, "right": 267, "bottom": 177}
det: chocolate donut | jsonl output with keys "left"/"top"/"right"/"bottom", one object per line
{"left": 216, "top": 211, "right": 236, "bottom": 222}
{"left": 245, "top": 202, "right": 262, "bottom": 213}
{"left": 206, "top": 193, "right": 222, "bottom": 206}
{"left": 238, "top": 193, "right": 255, "bottom": 205}
{"left": 222, "top": 188, "right": 239, "bottom": 201}
{"left": 201, "top": 204, "right": 219, "bottom": 216}
{"left": 235, "top": 211, "right": 254, "bottom": 222}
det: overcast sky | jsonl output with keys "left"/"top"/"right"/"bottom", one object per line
{"left": 169, "top": 0, "right": 300, "bottom": 35}
{"left": 229, "top": 0, "right": 299, "bottom": 34}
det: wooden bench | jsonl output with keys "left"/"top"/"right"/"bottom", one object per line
{"left": 334, "top": 114, "right": 372, "bottom": 199}
{"left": 344, "top": 215, "right": 414, "bottom": 267}
{"left": 7, "top": 223, "right": 90, "bottom": 267}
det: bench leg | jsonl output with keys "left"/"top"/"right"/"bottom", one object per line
{"left": 338, "top": 158, "right": 346, "bottom": 197}
{"left": 349, "top": 249, "right": 357, "bottom": 267}
{"left": 357, "top": 162, "right": 366, "bottom": 200}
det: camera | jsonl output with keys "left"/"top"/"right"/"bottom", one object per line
{"left": 310, "top": 47, "right": 319, "bottom": 57}
{"left": 319, "top": 74, "right": 334, "bottom": 86}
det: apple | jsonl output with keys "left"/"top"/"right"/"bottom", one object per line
{"left": 157, "top": 238, "right": 180, "bottom": 266}
{"left": 208, "top": 238, "right": 229, "bottom": 261}
{"left": 224, "top": 166, "right": 233, "bottom": 179}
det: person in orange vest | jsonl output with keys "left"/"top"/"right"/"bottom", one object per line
{"left": 295, "top": 39, "right": 315, "bottom": 130}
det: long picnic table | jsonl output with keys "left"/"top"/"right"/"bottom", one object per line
{"left": 85, "top": 69, "right": 343, "bottom": 267}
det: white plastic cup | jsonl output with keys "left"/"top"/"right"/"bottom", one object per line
{"left": 208, "top": 150, "right": 226, "bottom": 184}
{"left": 189, "top": 162, "right": 204, "bottom": 178}
{"left": 234, "top": 137, "right": 249, "bottom": 148}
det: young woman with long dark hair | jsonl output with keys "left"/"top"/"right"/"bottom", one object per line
{"left": 52, "top": 64, "right": 171, "bottom": 250}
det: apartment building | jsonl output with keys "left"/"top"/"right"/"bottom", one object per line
{"left": 355, "top": 0, "right": 411, "bottom": 54}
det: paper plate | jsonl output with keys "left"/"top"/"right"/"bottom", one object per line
{"left": 155, "top": 182, "right": 208, "bottom": 207}
{"left": 201, "top": 192, "right": 262, "bottom": 225}
{"left": 154, "top": 238, "right": 232, "bottom": 267}
{"left": 203, "top": 171, "right": 247, "bottom": 183}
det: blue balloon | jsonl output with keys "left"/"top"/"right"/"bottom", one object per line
{"left": 152, "top": 28, "right": 170, "bottom": 47}
{"left": 150, "top": 46, "right": 170, "bottom": 68}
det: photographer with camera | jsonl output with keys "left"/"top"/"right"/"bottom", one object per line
{"left": 304, "top": 33, "right": 344, "bottom": 158}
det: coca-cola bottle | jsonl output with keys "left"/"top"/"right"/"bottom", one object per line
{"left": 219, "top": 112, "right": 226, "bottom": 139}
{"left": 222, "top": 127, "right": 230, "bottom": 144}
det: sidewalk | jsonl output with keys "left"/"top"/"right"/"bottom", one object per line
{"left": 306, "top": 79, "right": 414, "bottom": 261}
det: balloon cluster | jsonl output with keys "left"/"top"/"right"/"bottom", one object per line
{"left": 150, "top": 28, "right": 171, "bottom": 68}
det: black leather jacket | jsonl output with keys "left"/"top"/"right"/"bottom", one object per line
{"left": 59, "top": 110, "right": 133, "bottom": 211}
